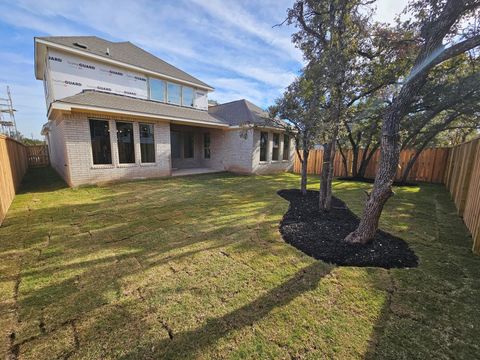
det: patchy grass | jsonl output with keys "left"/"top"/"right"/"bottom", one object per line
{"left": 0, "top": 167, "right": 479, "bottom": 359}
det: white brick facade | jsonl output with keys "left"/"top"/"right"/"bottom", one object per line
{"left": 252, "top": 129, "right": 294, "bottom": 174}
{"left": 46, "top": 113, "right": 294, "bottom": 187}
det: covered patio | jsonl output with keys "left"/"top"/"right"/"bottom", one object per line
{"left": 170, "top": 123, "right": 225, "bottom": 173}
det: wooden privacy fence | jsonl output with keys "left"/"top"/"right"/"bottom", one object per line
{"left": 0, "top": 135, "right": 28, "bottom": 224}
{"left": 293, "top": 142, "right": 480, "bottom": 254}
{"left": 27, "top": 145, "right": 49, "bottom": 167}
{"left": 444, "top": 138, "right": 480, "bottom": 254}
{"left": 293, "top": 147, "right": 449, "bottom": 183}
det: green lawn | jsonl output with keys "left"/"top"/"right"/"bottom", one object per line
{"left": 1, "top": 168, "right": 479, "bottom": 359}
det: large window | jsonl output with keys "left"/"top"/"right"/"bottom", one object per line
{"left": 204, "top": 133, "right": 211, "bottom": 159}
{"left": 150, "top": 78, "right": 166, "bottom": 102}
{"left": 89, "top": 119, "right": 112, "bottom": 165}
{"left": 283, "top": 134, "right": 290, "bottom": 160}
{"left": 182, "top": 87, "right": 194, "bottom": 107}
{"left": 116, "top": 122, "right": 135, "bottom": 163}
{"left": 139, "top": 123, "right": 155, "bottom": 163}
{"left": 167, "top": 82, "right": 181, "bottom": 105}
{"left": 260, "top": 132, "right": 268, "bottom": 162}
{"left": 184, "top": 133, "right": 194, "bottom": 158}
{"left": 171, "top": 131, "right": 181, "bottom": 159}
{"left": 272, "top": 133, "right": 280, "bottom": 161}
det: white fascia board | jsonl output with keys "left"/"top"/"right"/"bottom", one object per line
{"left": 34, "top": 38, "right": 214, "bottom": 91}
{"left": 34, "top": 40, "right": 47, "bottom": 80}
{"left": 50, "top": 101, "right": 229, "bottom": 128}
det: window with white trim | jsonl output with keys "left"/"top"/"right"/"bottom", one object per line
{"left": 89, "top": 119, "right": 112, "bottom": 165}
{"left": 116, "top": 121, "right": 135, "bottom": 164}
{"left": 283, "top": 134, "right": 290, "bottom": 160}
{"left": 272, "top": 133, "right": 280, "bottom": 161}
{"left": 167, "top": 82, "right": 181, "bottom": 105}
{"left": 139, "top": 123, "right": 155, "bottom": 163}
{"left": 182, "top": 86, "right": 194, "bottom": 107}
{"left": 260, "top": 132, "right": 268, "bottom": 162}
{"left": 150, "top": 78, "right": 166, "bottom": 102}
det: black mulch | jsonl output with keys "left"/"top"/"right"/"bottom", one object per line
{"left": 337, "top": 176, "right": 417, "bottom": 187}
{"left": 278, "top": 189, "right": 418, "bottom": 269}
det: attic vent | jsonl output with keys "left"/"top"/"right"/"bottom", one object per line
{"left": 73, "top": 42, "right": 88, "bottom": 49}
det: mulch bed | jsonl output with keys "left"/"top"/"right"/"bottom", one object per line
{"left": 278, "top": 189, "right": 418, "bottom": 269}
{"left": 337, "top": 176, "right": 417, "bottom": 187}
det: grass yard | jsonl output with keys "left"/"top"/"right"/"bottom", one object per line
{"left": 1, "top": 168, "right": 479, "bottom": 359}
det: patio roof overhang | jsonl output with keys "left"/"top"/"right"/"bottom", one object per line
{"left": 48, "top": 91, "right": 229, "bottom": 129}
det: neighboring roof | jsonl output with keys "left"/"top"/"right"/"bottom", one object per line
{"left": 53, "top": 90, "right": 226, "bottom": 127}
{"left": 209, "top": 99, "right": 284, "bottom": 128}
{"left": 35, "top": 36, "right": 212, "bottom": 90}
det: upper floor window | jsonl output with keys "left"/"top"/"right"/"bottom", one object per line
{"left": 272, "top": 133, "right": 280, "bottom": 161}
{"left": 150, "top": 78, "right": 166, "bottom": 102}
{"left": 283, "top": 134, "right": 290, "bottom": 160}
{"left": 182, "top": 86, "right": 194, "bottom": 107}
{"left": 89, "top": 119, "right": 112, "bottom": 165}
{"left": 167, "top": 82, "right": 181, "bottom": 105}
{"left": 260, "top": 132, "right": 268, "bottom": 162}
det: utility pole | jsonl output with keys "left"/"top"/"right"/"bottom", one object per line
{"left": 0, "top": 86, "right": 18, "bottom": 139}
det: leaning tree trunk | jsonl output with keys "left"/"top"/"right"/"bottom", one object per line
{"left": 343, "top": 0, "right": 469, "bottom": 244}
{"left": 400, "top": 151, "right": 420, "bottom": 184}
{"left": 344, "top": 81, "right": 419, "bottom": 243}
{"left": 357, "top": 144, "right": 379, "bottom": 179}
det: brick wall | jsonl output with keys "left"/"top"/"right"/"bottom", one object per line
{"left": 57, "top": 112, "right": 171, "bottom": 186}
{"left": 252, "top": 129, "right": 293, "bottom": 174}
{"left": 222, "top": 128, "right": 254, "bottom": 173}
{"left": 47, "top": 112, "right": 295, "bottom": 186}
{"left": 46, "top": 119, "right": 70, "bottom": 183}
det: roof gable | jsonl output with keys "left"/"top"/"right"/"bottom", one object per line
{"left": 208, "top": 99, "right": 271, "bottom": 126}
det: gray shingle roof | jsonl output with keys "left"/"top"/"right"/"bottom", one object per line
{"left": 209, "top": 99, "right": 283, "bottom": 127}
{"left": 56, "top": 90, "right": 226, "bottom": 126}
{"left": 37, "top": 36, "right": 212, "bottom": 89}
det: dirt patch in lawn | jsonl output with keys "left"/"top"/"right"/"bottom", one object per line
{"left": 337, "top": 176, "right": 417, "bottom": 187}
{"left": 278, "top": 189, "right": 418, "bottom": 269}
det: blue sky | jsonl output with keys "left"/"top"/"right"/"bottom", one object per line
{"left": 0, "top": 0, "right": 407, "bottom": 138}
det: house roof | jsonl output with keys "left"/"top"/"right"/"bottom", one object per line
{"left": 35, "top": 36, "right": 212, "bottom": 90}
{"left": 53, "top": 90, "right": 227, "bottom": 127}
{"left": 209, "top": 99, "right": 284, "bottom": 128}
{"left": 49, "top": 90, "right": 285, "bottom": 130}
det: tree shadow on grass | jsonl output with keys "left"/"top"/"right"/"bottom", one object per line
{"left": 119, "top": 261, "right": 332, "bottom": 359}
{"left": 2, "top": 166, "right": 312, "bottom": 354}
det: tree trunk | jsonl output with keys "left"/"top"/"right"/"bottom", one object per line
{"left": 344, "top": 82, "right": 419, "bottom": 243}
{"left": 357, "top": 144, "right": 379, "bottom": 178}
{"left": 300, "top": 149, "right": 309, "bottom": 195}
{"left": 351, "top": 145, "right": 359, "bottom": 177}
{"left": 337, "top": 141, "right": 349, "bottom": 176}
{"left": 400, "top": 151, "right": 420, "bottom": 184}
{"left": 344, "top": 0, "right": 467, "bottom": 244}
{"left": 319, "top": 130, "right": 338, "bottom": 211}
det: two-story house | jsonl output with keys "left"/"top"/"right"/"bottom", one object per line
{"left": 36, "top": 36, "right": 293, "bottom": 186}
